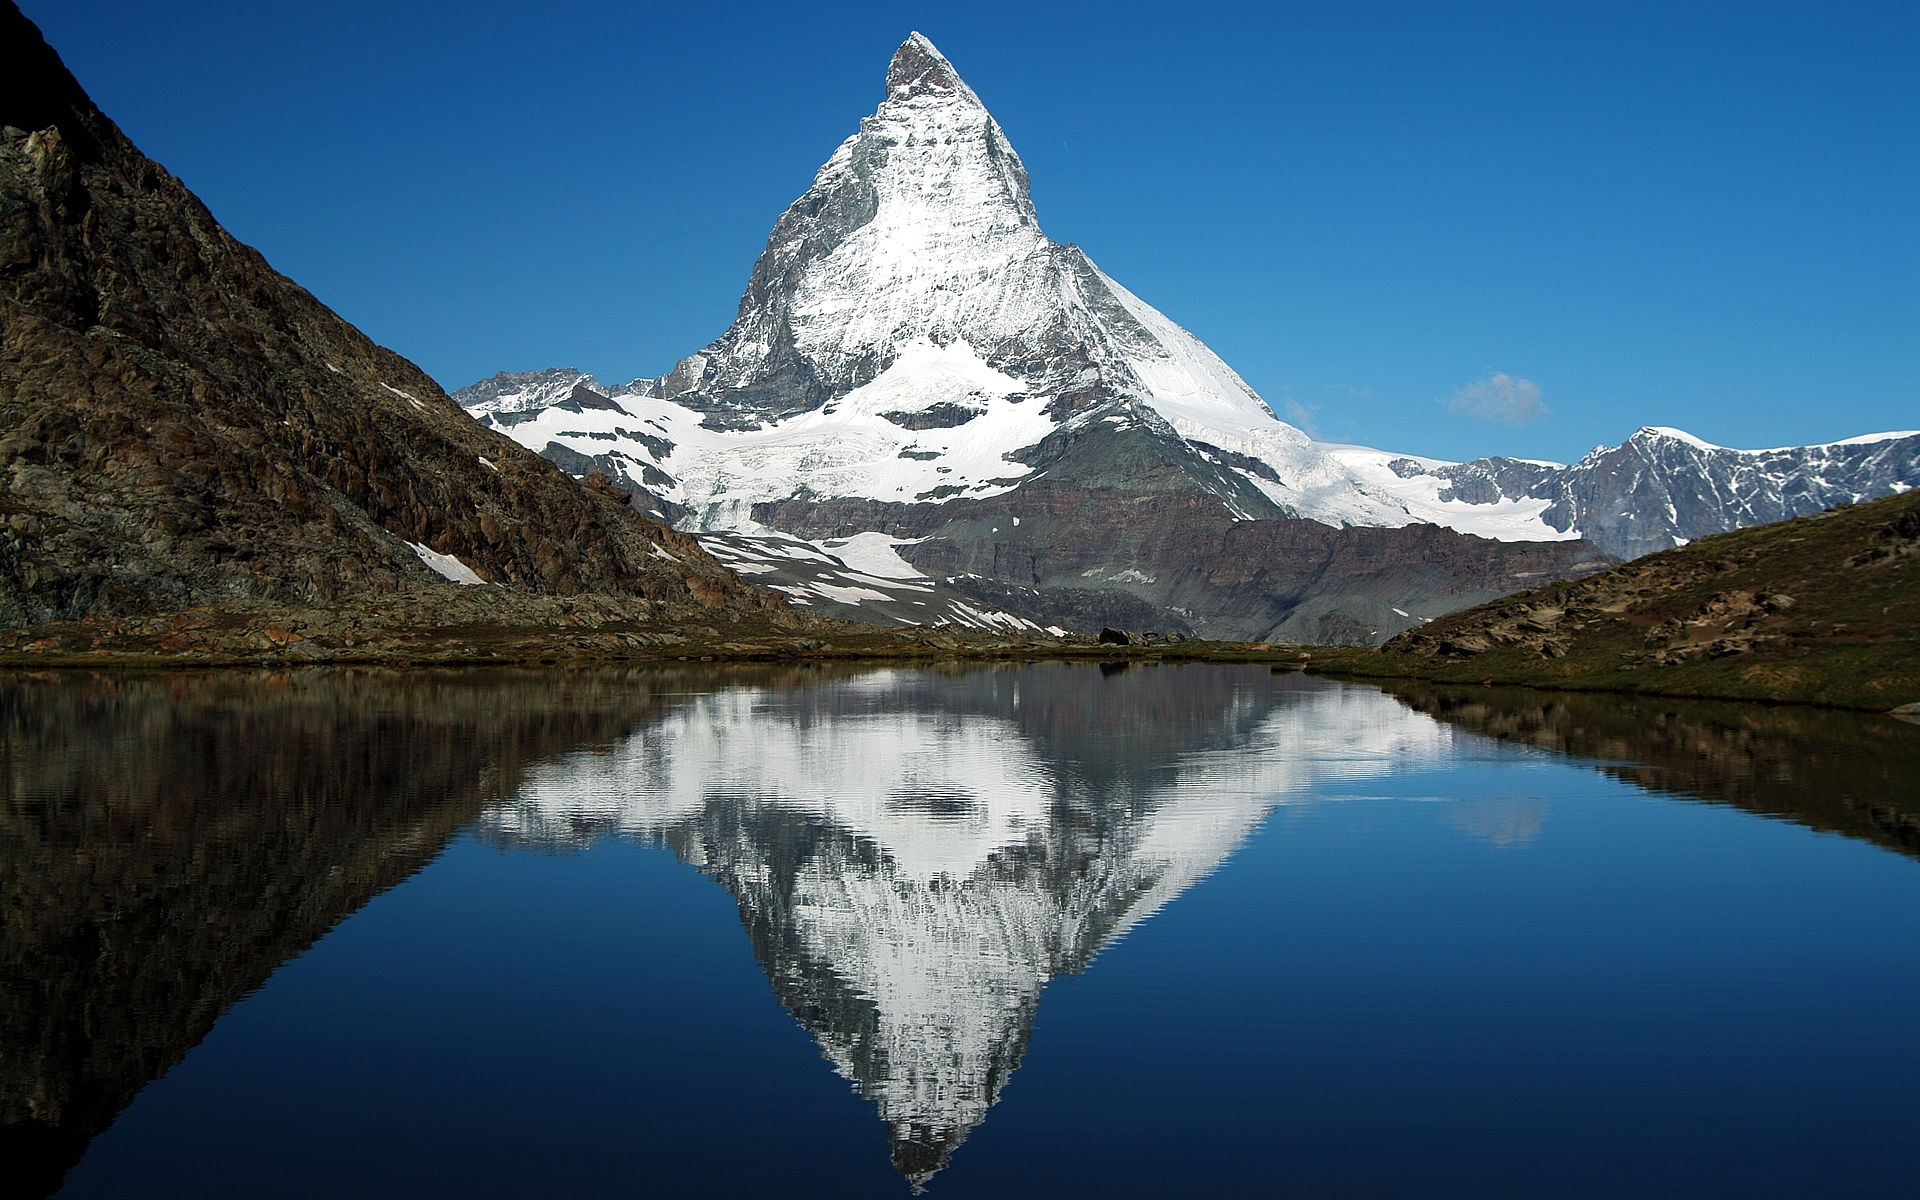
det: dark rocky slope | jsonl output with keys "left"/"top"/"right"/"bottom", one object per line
{"left": 0, "top": 2, "right": 779, "bottom": 629}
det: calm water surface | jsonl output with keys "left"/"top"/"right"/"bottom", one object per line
{"left": 5, "top": 664, "right": 1918, "bottom": 1198}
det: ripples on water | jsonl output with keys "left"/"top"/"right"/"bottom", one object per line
{"left": 5, "top": 664, "right": 1918, "bottom": 1198}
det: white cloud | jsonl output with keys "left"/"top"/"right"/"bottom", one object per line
{"left": 1280, "top": 396, "right": 1321, "bottom": 436}
{"left": 1441, "top": 373, "right": 1547, "bottom": 425}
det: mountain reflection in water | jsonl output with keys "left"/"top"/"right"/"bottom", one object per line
{"left": 480, "top": 664, "right": 1451, "bottom": 1187}
{"left": 5, "top": 664, "right": 1918, "bottom": 1197}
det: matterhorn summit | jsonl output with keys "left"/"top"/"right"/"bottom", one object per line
{"left": 486, "top": 31, "right": 1384, "bottom": 529}
{"left": 460, "top": 34, "right": 1917, "bottom": 642}
{"left": 659, "top": 33, "right": 1288, "bottom": 456}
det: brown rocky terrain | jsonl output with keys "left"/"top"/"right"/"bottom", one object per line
{"left": 0, "top": 2, "right": 781, "bottom": 632}
{"left": 1332, "top": 487, "right": 1920, "bottom": 709}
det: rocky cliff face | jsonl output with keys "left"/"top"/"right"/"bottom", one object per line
{"left": 0, "top": 2, "right": 778, "bottom": 628}
{"left": 756, "top": 481, "right": 1607, "bottom": 643}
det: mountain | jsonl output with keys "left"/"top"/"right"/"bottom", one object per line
{"left": 1371, "top": 425, "right": 1920, "bottom": 560}
{"left": 0, "top": 2, "right": 779, "bottom": 631}
{"left": 1361, "top": 486, "right": 1920, "bottom": 709}
{"left": 460, "top": 34, "right": 1609, "bottom": 644}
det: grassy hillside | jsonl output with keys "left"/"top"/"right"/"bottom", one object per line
{"left": 1322, "top": 488, "right": 1920, "bottom": 710}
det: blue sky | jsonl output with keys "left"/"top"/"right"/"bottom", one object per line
{"left": 21, "top": 0, "right": 1917, "bottom": 463}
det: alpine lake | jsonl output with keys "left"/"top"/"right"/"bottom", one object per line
{"left": 6, "top": 662, "right": 1917, "bottom": 1199}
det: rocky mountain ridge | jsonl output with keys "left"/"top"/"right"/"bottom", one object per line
{"left": 1382, "top": 425, "right": 1920, "bottom": 559}
{"left": 468, "top": 366, "right": 1917, "bottom": 571}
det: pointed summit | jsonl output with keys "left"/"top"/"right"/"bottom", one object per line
{"left": 643, "top": 27, "right": 1313, "bottom": 513}
{"left": 885, "top": 32, "right": 979, "bottom": 105}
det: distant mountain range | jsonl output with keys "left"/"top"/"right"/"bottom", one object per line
{"left": 459, "top": 34, "right": 1916, "bottom": 644}
{"left": 1383, "top": 425, "right": 1920, "bottom": 560}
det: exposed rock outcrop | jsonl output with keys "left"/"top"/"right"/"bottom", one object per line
{"left": 756, "top": 482, "right": 1610, "bottom": 644}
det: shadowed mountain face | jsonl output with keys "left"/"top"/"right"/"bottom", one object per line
{"left": 0, "top": 3, "right": 776, "bottom": 627}
{"left": 754, "top": 483, "right": 1611, "bottom": 643}
{"left": 0, "top": 667, "right": 701, "bottom": 1198}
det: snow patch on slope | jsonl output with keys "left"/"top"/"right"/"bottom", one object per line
{"left": 1318, "top": 444, "right": 1581, "bottom": 541}
{"left": 406, "top": 540, "right": 486, "bottom": 585}
{"left": 822, "top": 532, "right": 928, "bottom": 580}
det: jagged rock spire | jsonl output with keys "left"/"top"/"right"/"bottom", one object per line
{"left": 885, "top": 32, "right": 981, "bottom": 105}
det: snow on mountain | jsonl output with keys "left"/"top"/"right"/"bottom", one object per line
{"left": 453, "top": 367, "right": 624, "bottom": 418}
{"left": 461, "top": 33, "right": 1470, "bottom": 532}
{"left": 698, "top": 526, "right": 1059, "bottom": 632}
{"left": 453, "top": 32, "right": 1917, "bottom": 637}
{"left": 1373, "top": 425, "right": 1920, "bottom": 559}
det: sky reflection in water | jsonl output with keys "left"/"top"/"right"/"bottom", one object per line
{"left": 9, "top": 664, "right": 1918, "bottom": 1198}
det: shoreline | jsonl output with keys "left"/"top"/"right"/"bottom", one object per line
{"left": 1, "top": 619, "right": 1909, "bottom": 715}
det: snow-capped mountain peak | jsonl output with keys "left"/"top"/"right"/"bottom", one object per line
{"left": 654, "top": 33, "right": 1051, "bottom": 424}
{"left": 1633, "top": 425, "right": 1721, "bottom": 452}
{"left": 471, "top": 35, "right": 1426, "bottom": 521}
{"left": 455, "top": 34, "right": 1917, "bottom": 641}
